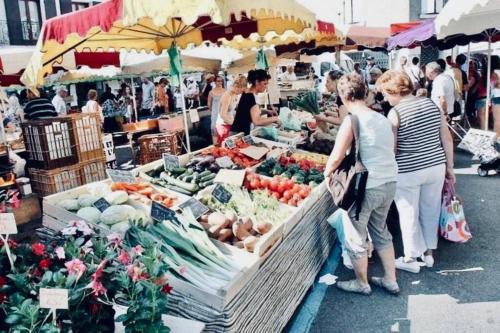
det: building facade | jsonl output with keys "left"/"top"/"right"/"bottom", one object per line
{"left": 0, "top": 0, "right": 100, "bottom": 46}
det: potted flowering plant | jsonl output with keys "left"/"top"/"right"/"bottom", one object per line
{"left": 0, "top": 221, "right": 173, "bottom": 333}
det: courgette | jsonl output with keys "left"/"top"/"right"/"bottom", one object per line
{"left": 198, "top": 170, "right": 212, "bottom": 178}
{"left": 182, "top": 175, "right": 194, "bottom": 182}
{"left": 199, "top": 173, "right": 216, "bottom": 183}
{"left": 170, "top": 167, "right": 187, "bottom": 175}
{"left": 161, "top": 174, "right": 199, "bottom": 192}
{"left": 165, "top": 184, "right": 194, "bottom": 195}
{"left": 199, "top": 180, "right": 214, "bottom": 188}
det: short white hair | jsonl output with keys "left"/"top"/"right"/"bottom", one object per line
{"left": 426, "top": 62, "right": 443, "bottom": 74}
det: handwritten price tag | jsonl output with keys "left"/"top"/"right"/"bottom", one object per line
{"left": 0, "top": 213, "right": 17, "bottom": 235}
{"left": 40, "top": 288, "right": 69, "bottom": 310}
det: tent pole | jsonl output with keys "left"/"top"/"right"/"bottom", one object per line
{"left": 178, "top": 73, "right": 191, "bottom": 153}
{"left": 130, "top": 78, "right": 138, "bottom": 123}
{"left": 485, "top": 35, "right": 492, "bottom": 131}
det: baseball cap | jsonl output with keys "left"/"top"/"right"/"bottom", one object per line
{"left": 56, "top": 86, "right": 68, "bottom": 93}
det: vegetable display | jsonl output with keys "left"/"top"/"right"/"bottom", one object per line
{"left": 256, "top": 156, "right": 325, "bottom": 187}
{"left": 144, "top": 160, "right": 218, "bottom": 196}
{"left": 125, "top": 210, "right": 242, "bottom": 294}
{"left": 290, "top": 151, "right": 329, "bottom": 165}
{"left": 201, "top": 140, "right": 262, "bottom": 169}
{"left": 243, "top": 173, "right": 312, "bottom": 207}
{"left": 291, "top": 90, "right": 320, "bottom": 114}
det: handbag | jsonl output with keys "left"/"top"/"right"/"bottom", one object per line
{"left": 327, "top": 114, "right": 368, "bottom": 219}
{"left": 439, "top": 179, "right": 472, "bottom": 243}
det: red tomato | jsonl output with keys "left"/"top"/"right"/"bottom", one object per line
{"left": 260, "top": 179, "right": 270, "bottom": 189}
{"left": 299, "top": 188, "right": 309, "bottom": 199}
{"left": 279, "top": 197, "right": 288, "bottom": 204}
{"left": 272, "top": 191, "right": 281, "bottom": 200}
{"left": 284, "top": 179, "right": 294, "bottom": 190}
{"left": 277, "top": 182, "right": 286, "bottom": 194}
{"left": 283, "top": 190, "right": 293, "bottom": 200}
{"left": 292, "top": 193, "right": 302, "bottom": 202}
{"left": 288, "top": 198, "right": 298, "bottom": 207}
{"left": 250, "top": 179, "right": 260, "bottom": 190}
{"left": 269, "top": 180, "right": 279, "bottom": 192}
{"left": 291, "top": 184, "right": 301, "bottom": 194}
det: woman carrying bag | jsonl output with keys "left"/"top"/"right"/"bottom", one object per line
{"left": 324, "top": 73, "right": 399, "bottom": 296}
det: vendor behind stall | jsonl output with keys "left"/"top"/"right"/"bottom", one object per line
{"left": 315, "top": 70, "right": 347, "bottom": 126}
{"left": 231, "top": 70, "right": 281, "bottom": 135}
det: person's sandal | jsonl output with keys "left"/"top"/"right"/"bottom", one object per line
{"left": 370, "top": 277, "right": 400, "bottom": 295}
{"left": 336, "top": 280, "right": 372, "bottom": 296}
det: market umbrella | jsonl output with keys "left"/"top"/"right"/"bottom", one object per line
{"left": 22, "top": 0, "right": 316, "bottom": 152}
{"left": 345, "top": 25, "right": 391, "bottom": 51}
{"left": 436, "top": 0, "right": 500, "bottom": 130}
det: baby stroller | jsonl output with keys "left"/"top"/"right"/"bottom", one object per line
{"left": 448, "top": 124, "right": 500, "bottom": 177}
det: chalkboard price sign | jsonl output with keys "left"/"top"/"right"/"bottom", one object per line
{"left": 212, "top": 184, "right": 232, "bottom": 204}
{"left": 151, "top": 201, "right": 179, "bottom": 226}
{"left": 225, "top": 138, "right": 236, "bottom": 149}
{"left": 163, "top": 153, "right": 180, "bottom": 171}
{"left": 179, "top": 198, "right": 210, "bottom": 220}
{"left": 107, "top": 169, "right": 136, "bottom": 184}
{"left": 93, "top": 198, "right": 111, "bottom": 213}
{"left": 242, "top": 135, "right": 254, "bottom": 145}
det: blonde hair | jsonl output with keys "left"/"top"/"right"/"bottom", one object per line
{"left": 87, "top": 89, "right": 98, "bottom": 100}
{"left": 376, "top": 70, "right": 413, "bottom": 96}
{"left": 232, "top": 75, "right": 248, "bottom": 89}
{"left": 337, "top": 73, "right": 367, "bottom": 101}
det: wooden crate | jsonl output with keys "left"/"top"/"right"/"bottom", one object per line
{"left": 22, "top": 117, "right": 78, "bottom": 170}
{"left": 29, "top": 164, "right": 82, "bottom": 197}
{"left": 70, "top": 113, "right": 104, "bottom": 162}
{"left": 80, "top": 157, "right": 107, "bottom": 185}
{"left": 137, "top": 132, "right": 181, "bottom": 165}
{"left": 12, "top": 194, "right": 42, "bottom": 225}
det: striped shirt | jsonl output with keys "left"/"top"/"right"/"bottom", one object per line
{"left": 24, "top": 98, "right": 58, "bottom": 120}
{"left": 393, "top": 96, "right": 446, "bottom": 173}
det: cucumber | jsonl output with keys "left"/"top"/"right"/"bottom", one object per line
{"left": 198, "top": 170, "right": 212, "bottom": 178}
{"left": 184, "top": 168, "right": 194, "bottom": 175}
{"left": 183, "top": 175, "right": 194, "bottom": 182}
{"left": 170, "top": 167, "right": 187, "bottom": 175}
{"left": 199, "top": 180, "right": 214, "bottom": 188}
{"left": 199, "top": 173, "right": 216, "bottom": 183}
{"left": 161, "top": 174, "right": 199, "bottom": 192}
{"left": 165, "top": 184, "right": 194, "bottom": 195}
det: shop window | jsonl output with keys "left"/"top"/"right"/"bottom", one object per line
{"left": 18, "top": 0, "right": 40, "bottom": 41}
{"left": 72, "top": 1, "right": 89, "bottom": 11}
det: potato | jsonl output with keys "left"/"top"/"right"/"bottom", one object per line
{"left": 225, "top": 211, "right": 238, "bottom": 224}
{"left": 200, "top": 214, "right": 210, "bottom": 223}
{"left": 218, "top": 229, "right": 233, "bottom": 242}
{"left": 254, "top": 222, "right": 273, "bottom": 235}
{"left": 243, "top": 236, "right": 259, "bottom": 253}
{"left": 239, "top": 217, "right": 253, "bottom": 231}
{"left": 208, "top": 212, "right": 230, "bottom": 228}
{"left": 232, "top": 221, "right": 252, "bottom": 241}
{"left": 199, "top": 222, "right": 211, "bottom": 230}
{"left": 208, "top": 225, "right": 222, "bottom": 238}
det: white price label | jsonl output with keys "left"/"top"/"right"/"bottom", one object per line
{"left": 0, "top": 213, "right": 17, "bottom": 235}
{"left": 40, "top": 288, "right": 69, "bottom": 310}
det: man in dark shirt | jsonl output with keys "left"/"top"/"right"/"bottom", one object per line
{"left": 23, "top": 89, "right": 58, "bottom": 120}
{"left": 455, "top": 54, "right": 469, "bottom": 96}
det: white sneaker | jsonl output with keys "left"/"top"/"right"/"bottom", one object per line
{"left": 395, "top": 257, "right": 421, "bottom": 273}
{"left": 422, "top": 254, "right": 434, "bottom": 268}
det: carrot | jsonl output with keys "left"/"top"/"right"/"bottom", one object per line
{"left": 151, "top": 193, "right": 165, "bottom": 202}
{"left": 111, "top": 182, "right": 127, "bottom": 191}
{"left": 123, "top": 184, "right": 139, "bottom": 192}
{"left": 138, "top": 187, "right": 154, "bottom": 197}
{"left": 163, "top": 198, "right": 173, "bottom": 207}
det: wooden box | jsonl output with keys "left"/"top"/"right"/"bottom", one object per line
{"left": 70, "top": 113, "right": 104, "bottom": 163}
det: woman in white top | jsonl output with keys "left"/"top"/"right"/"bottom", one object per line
{"left": 208, "top": 76, "right": 226, "bottom": 145}
{"left": 84, "top": 89, "right": 103, "bottom": 122}
{"left": 215, "top": 75, "right": 247, "bottom": 143}
{"left": 324, "top": 73, "right": 399, "bottom": 296}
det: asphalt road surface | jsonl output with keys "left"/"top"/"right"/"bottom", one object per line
{"left": 308, "top": 150, "right": 500, "bottom": 333}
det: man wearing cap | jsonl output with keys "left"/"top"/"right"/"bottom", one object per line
{"left": 365, "top": 56, "right": 379, "bottom": 84}
{"left": 52, "top": 86, "right": 68, "bottom": 115}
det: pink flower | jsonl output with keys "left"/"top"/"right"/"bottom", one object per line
{"left": 117, "top": 250, "right": 131, "bottom": 265}
{"left": 55, "top": 247, "right": 66, "bottom": 260}
{"left": 65, "top": 259, "right": 87, "bottom": 280}
{"left": 106, "top": 233, "right": 122, "bottom": 247}
{"left": 127, "top": 263, "right": 148, "bottom": 282}
{"left": 92, "top": 259, "right": 108, "bottom": 281}
{"left": 89, "top": 280, "right": 107, "bottom": 296}
{"left": 131, "top": 245, "right": 144, "bottom": 256}
{"left": 81, "top": 240, "right": 93, "bottom": 255}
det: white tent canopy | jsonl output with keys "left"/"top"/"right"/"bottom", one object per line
{"left": 122, "top": 54, "right": 221, "bottom": 75}
{"left": 435, "top": 0, "right": 500, "bottom": 39}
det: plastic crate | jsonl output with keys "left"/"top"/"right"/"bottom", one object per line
{"left": 102, "top": 134, "right": 116, "bottom": 162}
{"left": 80, "top": 157, "right": 107, "bottom": 185}
{"left": 29, "top": 165, "right": 82, "bottom": 197}
{"left": 137, "top": 132, "right": 181, "bottom": 165}
{"left": 22, "top": 117, "right": 78, "bottom": 170}
{"left": 71, "top": 113, "right": 104, "bottom": 162}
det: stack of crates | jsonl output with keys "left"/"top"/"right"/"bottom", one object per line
{"left": 23, "top": 113, "right": 108, "bottom": 197}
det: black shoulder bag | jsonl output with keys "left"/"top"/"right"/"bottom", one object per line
{"left": 327, "top": 114, "right": 369, "bottom": 219}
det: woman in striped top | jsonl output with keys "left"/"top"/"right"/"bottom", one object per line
{"left": 377, "top": 70, "right": 455, "bottom": 273}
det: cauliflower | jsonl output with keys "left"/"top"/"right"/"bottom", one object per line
{"left": 59, "top": 199, "right": 80, "bottom": 212}
{"left": 105, "top": 191, "right": 129, "bottom": 205}
{"left": 110, "top": 221, "right": 130, "bottom": 233}
{"left": 78, "top": 194, "right": 99, "bottom": 208}
{"left": 100, "top": 205, "right": 137, "bottom": 225}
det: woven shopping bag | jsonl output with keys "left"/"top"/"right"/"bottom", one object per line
{"left": 439, "top": 179, "right": 472, "bottom": 243}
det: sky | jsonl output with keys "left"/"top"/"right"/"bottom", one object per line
{"left": 296, "top": 0, "right": 338, "bottom": 22}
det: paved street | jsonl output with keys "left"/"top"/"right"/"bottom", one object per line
{"left": 291, "top": 150, "right": 500, "bottom": 333}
